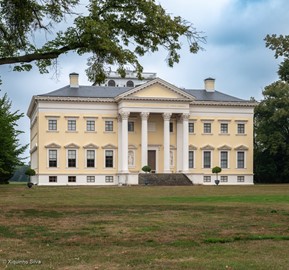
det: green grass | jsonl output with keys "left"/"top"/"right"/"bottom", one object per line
{"left": 1, "top": 184, "right": 289, "bottom": 269}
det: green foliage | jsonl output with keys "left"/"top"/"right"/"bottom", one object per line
{"left": 25, "top": 168, "right": 36, "bottom": 177}
{"left": 142, "top": 165, "right": 151, "bottom": 173}
{"left": 0, "top": 93, "right": 27, "bottom": 183}
{"left": 212, "top": 166, "right": 222, "bottom": 174}
{"left": 254, "top": 81, "right": 289, "bottom": 182}
{"left": 0, "top": 0, "right": 205, "bottom": 84}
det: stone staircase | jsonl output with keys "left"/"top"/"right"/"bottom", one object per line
{"left": 138, "top": 173, "right": 193, "bottom": 186}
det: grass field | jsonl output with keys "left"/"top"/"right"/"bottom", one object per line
{"left": 1, "top": 184, "right": 289, "bottom": 269}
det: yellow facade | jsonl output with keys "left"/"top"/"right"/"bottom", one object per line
{"left": 28, "top": 77, "right": 255, "bottom": 185}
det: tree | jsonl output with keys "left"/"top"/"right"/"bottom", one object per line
{"left": 265, "top": 34, "right": 289, "bottom": 83}
{"left": 0, "top": 0, "right": 205, "bottom": 84}
{"left": 212, "top": 166, "right": 221, "bottom": 185}
{"left": 254, "top": 81, "right": 289, "bottom": 182}
{"left": 0, "top": 93, "right": 27, "bottom": 184}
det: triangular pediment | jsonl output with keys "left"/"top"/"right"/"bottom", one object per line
{"left": 45, "top": 143, "right": 61, "bottom": 149}
{"left": 102, "top": 144, "right": 118, "bottom": 149}
{"left": 64, "top": 143, "right": 80, "bottom": 149}
{"left": 218, "top": 145, "right": 232, "bottom": 150}
{"left": 201, "top": 144, "right": 215, "bottom": 150}
{"left": 189, "top": 144, "right": 198, "bottom": 150}
{"left": 234, "top": 145, "right": 249, "bottom": 151}
{"left": 115, "top": 78, "right": 194, "bottom": 101}
{"left": 83, "top": 143, "right": 99, "bottom": 149}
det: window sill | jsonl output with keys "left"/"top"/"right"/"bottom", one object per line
{"left": 202, "top": 133, "right": 213, "bottom": 136}
{"left": 66, "top": 131, "right": 78, "bottom": 133}
{"left": 103, "top": 131, "right": 115, "bottom": 134}
{"left": 85, "top": 131, "right": 97, "bottom": 133}
{"left": 219, "top": 133, "right": 230, "bottom": 136}
{"left": 189, "top": 133, "right": 196, "bottom": 135}
{"left": 236, "top": 134, "right": 247, "bottom": 136}
{"left": 47, "top": 130, "right": 59, "bottom": 133}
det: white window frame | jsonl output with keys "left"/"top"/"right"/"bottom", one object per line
{"left": 203, "top": 176, "right": 211, "bottom": 182}
{"left": 49, "top": 176, "right": 57, "bottom": 183}
{"left": 128, "top": 121, "right": 135, "bottom": 132}
{"left": 220, "top": 176, "right": 228, "bottom": 182}
{"left": 87, "top": 176, "right": 95, "bottom": 183}
{"left": 85, "top": 149, "right": 96, "bottom": 168}
{"left": 104, "top": 149, "right": 115, "bottom": 168}
{"left": 66, "top": 149, "right": 78, "bottom": 168}
{"left": 68, "top": 176, "right": 76, "bottom": 183}
{"left": 189, "top": 150, "right": 194, "bottom": 169}
{"left": 236, "top": 151, "right": 246, "bottom": 169}
{"left": 47, "top": 149, "right": 59, "bottom": 168}
{"left": 189, "top": 122, "right": 195, "bottom": 134}
{"left": 86, "top": 119, "right": 95, "bottom": 132}
{"left": 220, "top": 151, "right": 229, "bottom": 169}
{"left": 203, "top": 122, "right": 212, "bottom": 134}
{"left": 237, "top": 176, "right": 245, "bottom": 182}
{"left": 220, "top": 123, "right": 228, "bottom": 134}
{"left": 105, "top": 120, "right": 114, "bottom": 132}
{"left": 105, "top": 175, "right": 114, "bottom": 183}
{"left": 48, "top": 119, "right": 57, "bottom": 131}
{"left": 203, "top": 151, "right": 212, "bottom": 169}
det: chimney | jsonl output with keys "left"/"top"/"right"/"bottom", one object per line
{"left": 204, "top": 77, "right": 215, "bottom": 92}
{"left": 69, "top": 72, "right": 79, "bottom": 88}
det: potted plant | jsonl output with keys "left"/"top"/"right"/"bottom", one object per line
{"left": 212, "top": 166, "right": 222, "bottom": 185}
{"left": 25, "top": 168, "right": 36, "bottom": 188}
{"left": 141, "top": 165, "right": 151, "bottom": 185}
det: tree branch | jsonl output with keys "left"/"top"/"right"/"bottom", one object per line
{"left": 0, "top": 45, "right": 80, "bottom": 65}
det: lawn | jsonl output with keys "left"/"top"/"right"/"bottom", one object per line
{"left": 1, "top": 184, "right": 289, "bottom": 269}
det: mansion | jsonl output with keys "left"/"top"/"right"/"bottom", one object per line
{"left": 27, "top": 72, "right": 256, "bottom": 185}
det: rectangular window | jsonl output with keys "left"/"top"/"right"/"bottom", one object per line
{"left": 237, "top": 151, "right": 245, "bottom": 168}
{"left": 48, "top": 120, "right": 57, "bottom": 131}
{"left": 105, "top": 150, "right": 113, "bottom": 168}
{"left": 68, "top": 150, "right": 76, "bottom": 167}
{"left": 128, "top": 121, "right": 134, "bottom": 132}
{"left": 189, "top": 151, "right": 194, "bottom": 168}
{"left": 237, "top": 123, "right": 245, "bottom": 134}
{"left": 203, "top": 176, "right": 211, "bottom": 182}
{"left": 189, "top": 122, "right": 194, "bottom": 133}
{"left": 105, "top": 176, "right": 114, "bottom": 183}
{"left": 170, "top": 122, "right": 173, "bottom": 133}
{"left": 49, "top": 176, "right": 57, "bottom": 183}
{"left": 87, "top": 176, "right": 95, "bottom": 183}
{"left": 68, "top": 176, "right": 76, "bottom": 182}
{"left": 86, "top": 120, "right": 95, "bottom": 131}
{"left": 220, "top": 151, "right": 228, "bottom": 168}
{"left": 237, "top": 176, "right": 245, "bottom": 182}
{"left": 203, "top": 123, "right": 211, "bottom": 133}
{"left": 220, "top": 176, "right": 228, "bottom": 182}
{"left": 105, "top": 120, "right": 113, "bottom": 132}
{"left": 203, "top": 151, "right": 211, "bottom": 168}
{"left": 220, "top": 123, "right": 228, "bottom": 134}
{"left": 68, "top": 119, "right": 76, "bottom": 131}
{"left": 49, "top": 150, "right": 57, "bottom": 167}
{"left": 86, "top": 150, "right": 95, "bottom": 168}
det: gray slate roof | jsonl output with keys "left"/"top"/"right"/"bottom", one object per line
{"left": 40, "top": 85, "right": 246, "bottom": 102}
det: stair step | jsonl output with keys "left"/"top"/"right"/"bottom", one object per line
{"left": 139, "top": 173, "right": 192, "bottom": 186}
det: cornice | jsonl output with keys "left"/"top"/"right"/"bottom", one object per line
{"left": 191, "top": 101, "right": 258, "bottom": 107}
{"left": 34, "top": 96, "right": 115, "bottom": 103}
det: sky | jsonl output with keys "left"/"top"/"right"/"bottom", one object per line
{"left": 0, "top": 0, "right": 289, "bottom": 161}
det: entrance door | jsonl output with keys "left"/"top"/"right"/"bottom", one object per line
{"left": 148, "top": 150, "right": 156, "bottom": 172}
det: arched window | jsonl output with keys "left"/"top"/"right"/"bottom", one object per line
{"left": 108, "top": 80, "right": 116, "bottom": 87}
{"left": 126, "top": 80, "right": 134, "bottom": 87}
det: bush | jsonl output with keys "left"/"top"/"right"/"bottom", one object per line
{"left": 142, "top": 165, "right": 151, "bottom": 173}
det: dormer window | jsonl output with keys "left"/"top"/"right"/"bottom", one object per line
{"left": 108, "top": 80, "right": 116, "bottom": 87}
{"left": 126, "top": 80, "right": 134, "bottom": 87}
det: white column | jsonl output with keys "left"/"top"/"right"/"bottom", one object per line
{"left": 141, "top": 112, "right": 150, "bottom": 168}
{"left": 176, "top": 115, "right": 183, "bottom": 172}
{"left": 120, "top": 111, "right": 130, "bottom": 173}
{"left": 117, "top": 115, "right": 122, "bottom": 173}
{"left": 182, "top": 113, "right": 190, "bottom": 173}
{"left": 163, "top": 113, "right": 172, "bottom": 173}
